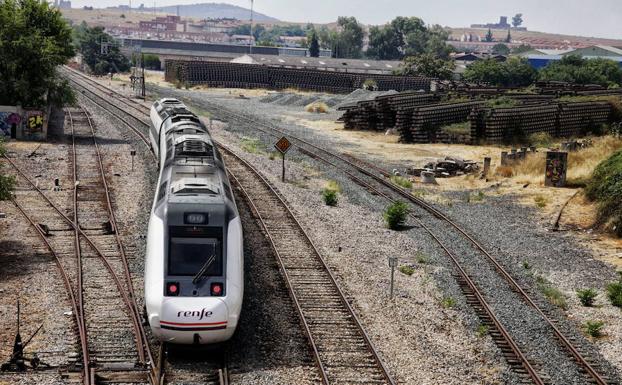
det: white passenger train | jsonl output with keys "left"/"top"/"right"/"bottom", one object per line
{"left": 145, "top": 98, "right": 243, "bottom": 344}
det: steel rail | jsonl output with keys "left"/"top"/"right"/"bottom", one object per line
{"left": 221, "top": 143, "right": 396, "bottom": 385}
{"left": 61, "top": 69, "right": 609, "bottom": 384}
{"left": 68, "top": 109, "right": 92, "bottom": 385}
{"left": 77, "top": 106, "right": 153, "bottom": 367}
{"left": 195, "top": 99, "right": 610, "bottom": 385}
{"left": 9, "top": 199, "right": 90, "bottom": 384}
{"left": 3, "top": 151, "right": 151, "bottom": 383}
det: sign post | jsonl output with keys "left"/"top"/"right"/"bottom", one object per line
{"left": 130, "top": 150, "right": 136, "bottom": 172}
{"left": 388, "top": 257, "right": 398, "bottom": 299}
{"left": 274, "top": 137, "right": 291, "bottom": 182}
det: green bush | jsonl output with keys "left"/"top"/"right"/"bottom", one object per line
{"left": 384, "top": 201, "right": 409, "bottom": 230}
{"left": 476, "top": 324, "right": 489, "bottom": 337}
{"left": 240, "top": 137, "right": 263, "bottom": 154}
{"left": 528, "top": 132, "right": 553, "bottom": 147}
{"left": 606, "top": 279, "right": 622, "bottom": 308}
{"left": 390, "top": 175, "right": 412, "bottom": 189}
{"left": 585, "top": 150, "right": 622, "bottom": 236}
{"left": 321, "top": 188, "right": 338, "bottom": 206}
{"left": 399, "top": 265, "right": 415, "bottom": 276}
{"left": 583, "top": 320, "right": 605, "bottom": 338}
{"left": 441, "top": 297, "right": 456, "bottom": 308}
{"left": 537, "top": 278, "right": 568, "bottom": 310}
{"left": 0, "top": 140, "right": 15, "bottom": 200}
{"left": 576, "top": 288, "right": 598, "bottom": 307}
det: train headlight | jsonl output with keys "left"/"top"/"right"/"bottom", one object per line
{"left": 210, "top": 282, "right": 223, "bottom": 296}
{"left": 166, "top": 282, "right": 180, "bottom": 296}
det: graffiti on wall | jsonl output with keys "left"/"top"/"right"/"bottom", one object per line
{"left": 23, "top": 110, "right": 45, "bottom": 140}
{"left": 0, "top": 112, "right": 22, "bottom": 137}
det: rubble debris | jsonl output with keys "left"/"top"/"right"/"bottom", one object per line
{"left": 408, "top": 156, "right": 479, "bottom": 178}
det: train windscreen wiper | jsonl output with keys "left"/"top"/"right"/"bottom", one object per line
{"left": 192, "top": 253, "right": 216, "bottom": 285}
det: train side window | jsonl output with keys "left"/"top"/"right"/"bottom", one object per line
{"left": 157, "top": 182, "right": 167, "bottom": 201}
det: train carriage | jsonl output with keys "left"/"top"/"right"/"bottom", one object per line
{"left": 145, "top": 98, "right": 243, "bottom": 345}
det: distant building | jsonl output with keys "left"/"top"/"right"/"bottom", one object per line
{"left": 231, "top": 34, "right": 254, "bottom": 45}
{"left": 522, "top": 45, "right": 622, "bottom": 69}
{"left": 139, "top": 15, "right": 186, "bottom": 33}
{"left": 471, "top": 16, "right": 526, "bottom": 31}
{"left": 279, "top": 36, "right": 306, "bottom": 48}
{"left": 56, "top": 0, "right": 71, "bottom": 9}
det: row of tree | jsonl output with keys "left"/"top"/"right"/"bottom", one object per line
{"left": 462, "top": 55, "right": 622, "bottom": 88}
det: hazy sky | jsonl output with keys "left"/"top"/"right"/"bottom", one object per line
{"left": 67, "top": 0, "right": 622, "bottom": 39}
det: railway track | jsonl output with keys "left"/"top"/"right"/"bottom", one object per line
{"left": 61, "top": 68, "right": 619, "bottom": 384}
{"left": 3, "top": 106, "right": 156, "bottom": 384}
{"left": 62, "top": 69, "right": 232, "bottom": 385}
{"left": 62, "top": 67, "right": 396, "bottom": 385}
{"left": 177, "top": 97, "right": 619, "bottom": 384}
{"left": 223, "top": 146, "right": 395, "bottom": 385}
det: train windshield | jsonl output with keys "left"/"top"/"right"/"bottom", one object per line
{"left": 168, "top": 237, "right": 222, "bottom": 276}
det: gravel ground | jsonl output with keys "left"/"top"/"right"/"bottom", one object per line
{"left": 149, "top": 84, "right": 622, "bottom": 382}
{"left": 204, "top": 124, "right": 514, "bottom": 384}
{"left": 78, "top": 82, "right": 325, "bottom": 383}
{"left": 0, "top": 138, "right": 77, "bottom": 385}
{"left": 228, "top": 185, "right": 320, "bottom": 385}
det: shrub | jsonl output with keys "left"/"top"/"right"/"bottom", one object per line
{"left": 606, "top": 280, "right": 622, "bottom": 308}
{"left": 0, "top": 140, "right": 15, "bottom": 200}
{"left": 585, "top": 150, "right": 622, "bottom": 236}
{"left": 522, "top": 261, "right": 531, "bottom": 270}
{"left": 321, "top": 188, "right": 338, "bottom": 206}
{"left": 416, "top": 252, "right": 428, "bottom": 264}
{"left": 534, "top": 195, "right": 548, "bottom": 208}
{"left": 538, "top": 280, "right": 568, "bottom": 310}
{"left": 399, "top": 265, "right": 415, "bottom": 276}
{"left": 326, "top": 180, "right": 342, "bottom": 193}
{"left": 470, "top": 191, "right": 485, "bottom": 202}
{"left": 440, "top": 122, "right": 470, "bottom": 136}
{"left": 495, "top": 166, "right": 514, "bottom": 178}
{"left": 528, "top": 132, "right": 553, "bottom": 147}
{"left": 384, "top": 201, "right": 409, "bottom": 230}
{"left": 240, "top": 137, "right": 263, "bottom": 154}
{"left": 305, "top": 102, "right": 329, "bottom": 113}
{"left": 476, "top": 325, "right": 489, "bottom": 337}
{"left": 486, "top": 96, "right": 518, "bottom": 108}
{"left": 391, "top": 175, "right": 412, "bottom": 189}
{"left": 362, "top": 79, "right": 378, "bottom": 90}
{"left": 441, "top": 297, "right": 456, "bottom": 308}
{"left": 583, "top": 320, "right": 605, "bottom": 338}
{"left": 577, "top": 288, "right": 598, "bottom": 307}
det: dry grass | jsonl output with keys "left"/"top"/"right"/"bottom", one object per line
{"left": 509, "top": 136, "right": 622, "bottom": 186}
{"left": 305, "top": 102, "right": 329, "bottom": 113}
{"left": 495, "top": 166, "right": 514, "bottom": 178}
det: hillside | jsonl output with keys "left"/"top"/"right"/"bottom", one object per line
{"left": 449, "top": 27, "right": 622, "bottom": 49}
{"left": 154, "top": 3, "right": 278, "bottom": 22}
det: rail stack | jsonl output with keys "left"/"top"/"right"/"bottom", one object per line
{"left": 407, "top": 101, "right": 485, "bottom": 143}
{"left": 338, "top": 92, "right": 442, "bottom": 131}
{"left": 472, "top": 104, "right": 559, "bottom": 143}
{"left": 165, "top": 60, "right": 431, "bottom": 93}
{"left": 557, "top": 101, "right": 612, "bottom": 136}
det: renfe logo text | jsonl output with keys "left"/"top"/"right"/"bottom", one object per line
{"left": 177, "top": 308, "right": 213, "bottom": 320}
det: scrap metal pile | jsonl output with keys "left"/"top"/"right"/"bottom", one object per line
{"left": 408, "top": 156, "right": 480, "bottom": 178}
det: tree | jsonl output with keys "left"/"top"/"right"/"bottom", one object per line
{"left": 512, "top": 13, "right": 523, "bottom": 28}
{"left": 75, "top": 26, "right": 130, "bottom": 75}
{"left": 506, "top": 29, "right": 512, "bottom": 43}
{"left": 492, "top": 43, "right": 510, "bottom": 55}
{"left": 539, "top": 55, "right": 622, "bottom": 87}
{"left": 512, "top": 44, "right": 533, "bottom": 54}
{"left": 366, "top": 17, "right": 453, "bottom": 60}
{"left": 463, "top": 57, "right": 536, "bottom": 87}
{"left": 334, "top": 16, "right": 364, "bottom": 58}
{"left": 485, "top": 28, "right": 494, "bottom": 42}
{"left": 308, "top": 31, "right": 320, "bottom": 57}
{"left": 0, "top": 139, "right": 15, "bottom": 200}
{"left": 398, "top": 54, "right": 455, "bottom": 80}
{"left": 0, "top": 0, "right": 75, "bottom": 108}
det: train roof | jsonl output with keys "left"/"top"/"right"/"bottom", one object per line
{"left": 153, "top": 98, "right": 231, "bottom": 206}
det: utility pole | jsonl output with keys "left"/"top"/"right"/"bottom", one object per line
{"left": 249, "top": 0, "right": 254, "bottom": 54}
